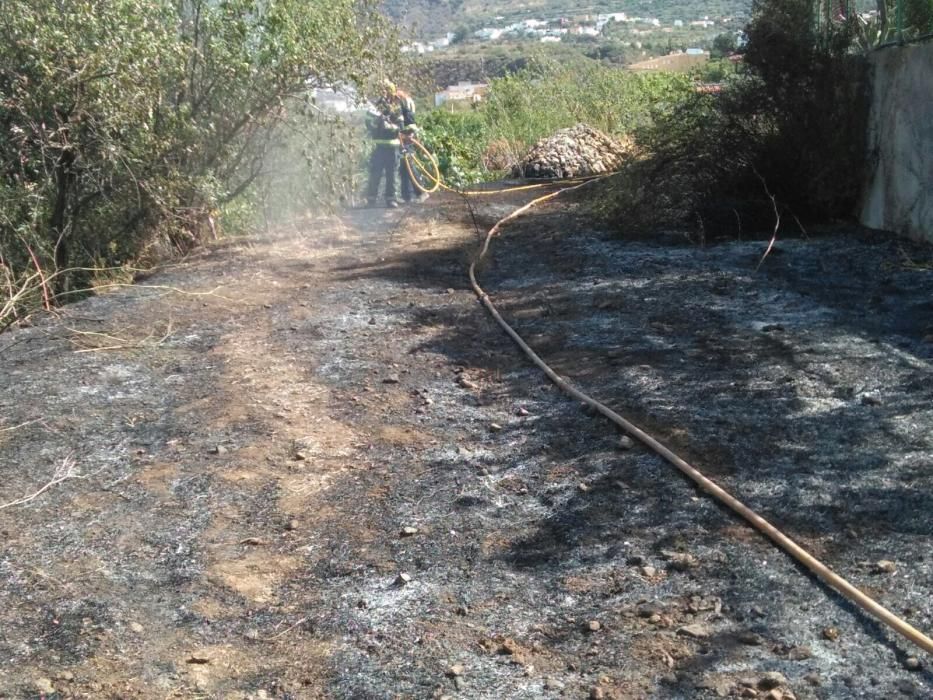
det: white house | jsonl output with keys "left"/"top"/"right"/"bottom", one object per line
{"left": 401, "top": 42, "right": 430, "bottom": 54}
{"left": 474, "top": 28, "right": 504, "bottom": 41}
{"left": 434, "top": 82, "right": 489, "bottom": 107}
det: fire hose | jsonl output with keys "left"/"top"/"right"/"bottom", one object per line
{"left": 393, "top": 134, "right": 932, "bottom": 655}
{"left": 399, "top": 135, "right": 600, "bottom": 197}
{"left": 455, "top": 175, "right": 933, "bottom": 658}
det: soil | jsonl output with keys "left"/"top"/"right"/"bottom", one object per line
{"left": 1, "top": 188, "right": 932, "bottom": 700}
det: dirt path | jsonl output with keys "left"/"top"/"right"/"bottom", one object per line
{"left": 1, "top": 193, "right": 932, "bottom": 699}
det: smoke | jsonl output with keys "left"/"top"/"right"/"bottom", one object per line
{"left": 250, "top": 93, "right": 369, "bottom": 235}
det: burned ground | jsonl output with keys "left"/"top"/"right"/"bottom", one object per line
{"left": 0, "top": 190, "right": 931, "bottom": 699}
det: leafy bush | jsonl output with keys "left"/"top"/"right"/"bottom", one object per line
{"left": 904, "top": 0, "right": 933, "bottom": 35}
{"left": 0, "top": 0, "right": 397, "bottom": 326}
{"left": 602, "top": 0, "right": 870, "bottom": 237}
{"left": 418, "top": 58, "right": 694, "bottom": 186}
{"left": 418, "top": 109, "right": 491, "bottom": 187}
{"left": 742, "top": 0, "right": 869, "bottom": 217}
{"left": 482, "top": 58, "right": 694, "bottom": 148}
{"left": 854, "top": 0, "right": 933, "bottom": 48}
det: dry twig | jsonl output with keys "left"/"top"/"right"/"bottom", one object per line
{"left": 0, "top": 453, "right": 101, "bottom": 511}
{"left": 754, "top": 168, "right": 781, "bottom": 272}
{"left": 65, "top": 319, "right": 175, "bottom": 353}
{"left": 1, "top": 263, "right": 152, "bottom": 335}
{"left": 260, "top": 615, "right": 312, "bottom": 641}
{"left": 25, "top": 244, "right": 52, "bottom": 312}
{"left": 0, "top": 419, "right": 42, "bottom": 434}
{"left": 57, "top": 282, "right": 237, "bottom": 304}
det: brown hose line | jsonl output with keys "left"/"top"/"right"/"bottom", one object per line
{"left": 467, "top": 178, "right": 933, "bottom": 657}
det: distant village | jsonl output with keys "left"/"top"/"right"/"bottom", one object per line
{"left": 312, "top": 10, "right": 749, "bottom": 114}
{"left": 401, "top": 12, "right": 731, "bottom": 55}
{"left": 307, "top": 5, "right": 893, "bottom": 112}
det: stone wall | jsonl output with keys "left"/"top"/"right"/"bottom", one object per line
{"left": 859, "top": 41, "right": 933, "bottom": 243}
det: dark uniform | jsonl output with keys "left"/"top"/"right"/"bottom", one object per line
{"left": 395, "top": 90, "right": 421, "bottom": 204}
{"left": 365, "top": 88, "right": 415, "bottom": 208}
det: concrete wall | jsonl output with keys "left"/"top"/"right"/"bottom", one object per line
{"left": 859, "top": 42, "right": 933, "bottom": 243}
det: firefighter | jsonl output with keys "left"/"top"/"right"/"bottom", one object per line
{"left": 365, "top": 80, "right": 414, "bottom": 208}
{"left": 395, "top": 87, "right": 429, "bottom": 205}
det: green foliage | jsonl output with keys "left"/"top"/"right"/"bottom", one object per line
{"left": 603, "top": 0, "right": 870, "bottom": 237}
{"left": 902, "top": 0, "right": 933, "bottom": 35}
{"left": 418, "top": 59, "right": 694, "bottom": 186}
{"left": 692, "top": 58, "right": 739, "bottom": 82}
{"left": 743, "top": 0, "right": 868, "bottom": 215}
{"left": 606, "top": 76, "right": 773, "bottom": 234}
{"left": 1, "top": 0, "right": 182, "bottom": 285}
{"left": 418, "top": 109, "right": 490, "bottom": 186}
{"left": 851, "top": 0, "right": 933, "bottom": 49}
{"left": 711, "top": 32, "right": 740, "bottom": 57}
{"left": 0, "top": 0, "right": 398, "bottom": 325}
{"left": 583, "top": 42, "right": 631, "bottom": 65}
{"left": 482, "top": 59, "right": 693, "bottom": 148}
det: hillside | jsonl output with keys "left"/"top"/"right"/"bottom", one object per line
{"left": 384, "top": 0, "right": 753, "bottom": 38}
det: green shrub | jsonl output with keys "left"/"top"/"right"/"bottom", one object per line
{"left": 603, "top": 0, "right": 870, "bottom": 237}
{"left": 418, "top": 109, "right": 491, "bottom": 187}
{"left": 0, "top": 0, "right": 398, "bottom": 326}
{"left": 482, "top": 59, "right": 694, "bottom": 147}
{"left": 418, "top": 58, "right": 694, "bottom": 187}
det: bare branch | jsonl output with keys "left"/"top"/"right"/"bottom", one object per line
{"left": 753, "top": 167, "right": 781, "bottom": 272}
{"left": 0, "top": 454, "right": 102, "bottom": 511}
{"left": 66, "top": 318, "right": 175, "bottom": 353}
{"left": 0, "top": 419, "right": 43, "bottom": 434}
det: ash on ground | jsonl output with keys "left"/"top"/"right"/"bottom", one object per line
{"left": 0, "top": 192, "right": 931, "bottom": 699}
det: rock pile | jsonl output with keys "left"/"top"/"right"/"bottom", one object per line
{"left": 515, "top": 124, "right": 630, "bottom": 179}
